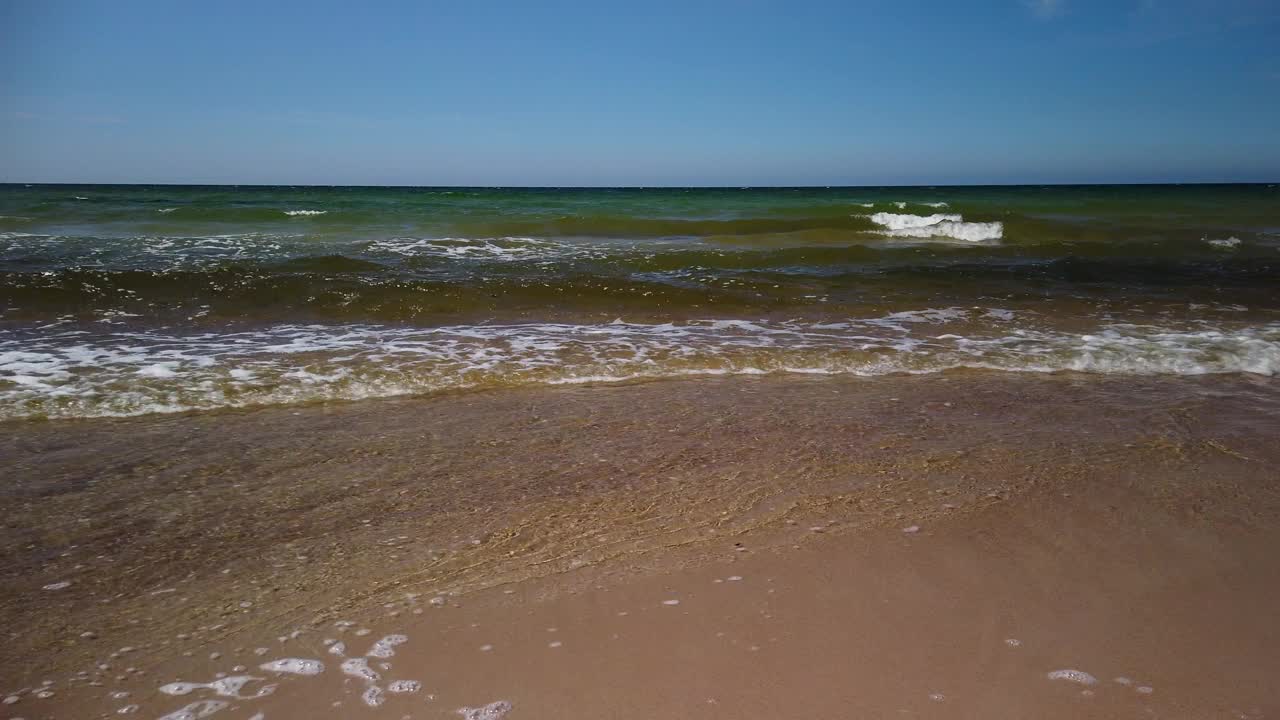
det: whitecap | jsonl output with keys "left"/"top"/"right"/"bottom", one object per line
{"left": 868, "top": 212, "right": 1002, "bottom": 242}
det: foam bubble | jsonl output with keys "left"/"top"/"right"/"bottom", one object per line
{"left": 282, "top": 210, "right": 326, "bottom": 216}
{"left": 340, "top": 657, "right": 380, "bottom": 683}
{"left": 157, "top": 700, "right": 228, "bottom": 720}
{"left": 258, "top": 658, "right": 324, "bottom": 675}
{"left": 366, "top": 634, "right": 407, "bottom": 658}
{"left": 361, "top": 685, "right": 384, "bottom": 707}
{"left": 387, "top": 680, "right": 421, "bottom": 693}
{"left": 161, "top": 677, "right": 245, "bottom": 697}
{"left": 1206, "top": 236, "right": 1242, "bottom": 248}
{"left": 1047, "top": 669, "right": 1098, "bottom": 685}
{"left": 458, "top": 701, "right": 513, "bottom": 720}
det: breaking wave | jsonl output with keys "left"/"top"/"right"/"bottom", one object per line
{"left": 2, "top": 311, "right": 1276, "bottom": 420}
{"left": 869, "top": 212, "right": 1003, "bottom": 242}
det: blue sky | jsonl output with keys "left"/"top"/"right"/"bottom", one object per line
{"left": 2, "top": 0, "right": 1277, "bottom": 186}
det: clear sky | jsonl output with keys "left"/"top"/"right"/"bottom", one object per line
{"left": 2, "top": 0, "right": 1277, "bottom": 186}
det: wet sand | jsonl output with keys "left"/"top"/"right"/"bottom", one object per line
{"left": 3, "top": 372, "right": 1280, "bottom": 718}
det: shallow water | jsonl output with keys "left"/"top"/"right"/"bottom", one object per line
{"left": 4, "top": 372, "right": 1279, "bottom": 718}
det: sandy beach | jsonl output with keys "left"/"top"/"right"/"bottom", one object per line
{"left": 3, "top": 372, "right": 1279, "bottom": 719}
{"left": 6, "top": 1, "right": 1280, "bottom": 716}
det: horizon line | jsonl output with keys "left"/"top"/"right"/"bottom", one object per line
{"left": 2, "top": 180, "right": 1277, "bottom": 190}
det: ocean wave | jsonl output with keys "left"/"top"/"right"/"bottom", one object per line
{"left": 869, "top": 212, "right": 1003, "bottom": 242}
{"left": 2, "top": 312, "right": 1276, "bottom": 420}
{"left": 1205, "top": 236, "right": 1242, "bottom": 249}
{"left": 365, "top": 236, "right": 598, "bottom": 261}
{"left": 283, "top": 210, "right": 328, "bottom": 216}
{"left": 157, "top": 208, "right": 179, "bottom": 213}
{"left": 870, "top": 212, "right": 964, "bottom": 230}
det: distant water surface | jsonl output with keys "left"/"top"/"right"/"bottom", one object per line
{"left": 1, "top": 183, "right": 1277, "bottom": 419}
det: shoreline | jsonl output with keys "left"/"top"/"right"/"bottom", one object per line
{"left": 3, "top": 371, "right": 1280, "bottom": 718}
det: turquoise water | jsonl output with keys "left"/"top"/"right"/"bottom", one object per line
{"left": 2, "top": 184, "right": 1278, "bottom": 419}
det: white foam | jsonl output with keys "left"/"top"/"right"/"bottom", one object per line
{"left": 137, "top": 363, "right": 178, "bottom": 378}
{"left": 340, "top": 657, "right": 380, "bottom": 683}
{"left": 366, "top": 236, "right": 600, "bottom": 263}
{"left": 282, "top": 210, "right": 326, "bottom": 216}
{"left": 1206, "top": 236, "right": 1242, "bottom": 248}
{"left": 258, "top": 658, "right": 323, "bottom": 675}
{"left": 366, "top": 634, "right": 407, "bottom": 658}
{"left": 42, "top": 581, "right": 72, "bottom": 590}
{"left": 1047, "top": 669, "right": 1098, "bottom": 685}
{"left": 4, "top": 314, "right": 1278, "bottom": 420}
{"left": 868, "top": 212, "right": 1002, "bottom": 242}
{"left": 157, "top": 208, "right": 178, "bottom": 213}
{"left": 458, "top": 701, "right": 513, "bottom": 720}
{"left": 882, "top": 220, "right": 1003, "bottom": 242}
{"left": 157, "top": 700, "right": 228, "bottom": 720}
{"left": 387, "top": 680, "right": 420, "bottom": 693}
{"left": 870, "top": 212, "right": 963, "bottom": 230}
{"left": 158, "top": 676, "right": 271, "bottom": 700}
{"left": 361, "top": 685, "right": 384, "bottom": 707}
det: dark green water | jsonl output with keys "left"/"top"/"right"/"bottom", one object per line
{"left": 2, "top": 183, "right": 1278, "bottom": 419}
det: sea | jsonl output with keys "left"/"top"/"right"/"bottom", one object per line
{"left": 1, "top": 183, "right": 1277, "bottom": 420}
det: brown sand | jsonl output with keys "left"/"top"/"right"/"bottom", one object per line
{"left": 2, "top": 372, "right": 1279, "bottom": 719}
